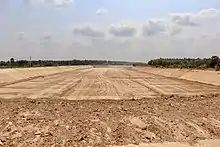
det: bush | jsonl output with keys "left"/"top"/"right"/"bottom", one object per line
{"left": 148, "top": 56, "right": 220, "bottom": 69}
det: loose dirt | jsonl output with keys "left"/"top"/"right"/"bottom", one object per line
{"left": 0, "top": 66, "right": 220, "bottom": 147}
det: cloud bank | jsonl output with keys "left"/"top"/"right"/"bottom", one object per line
{"left": 72, "top": 25, "right": 105, "bottom": 37}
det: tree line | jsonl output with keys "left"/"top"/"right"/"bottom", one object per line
{"left": 148, "top": 56, "right": 220, "bottom": 70}
{"left": 0, "top": 58, "right": 134, "bottom": 68}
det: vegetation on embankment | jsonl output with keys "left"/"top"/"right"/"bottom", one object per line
{"left": 0, "top": 58, "right": 134, "bottom": 68}
{"left": 148, "top": 56, "right": 220, "bottom": 70}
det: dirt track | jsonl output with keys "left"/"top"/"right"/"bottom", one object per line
{"left": 0, "top": 67, "right": 220, "bottom": 146}
{"left": 0, "top": 67, "right": 220, "bottom": 99}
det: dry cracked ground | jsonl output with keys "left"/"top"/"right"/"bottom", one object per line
{"left": 0, "top": 66, "right": 220, "bottom": 147}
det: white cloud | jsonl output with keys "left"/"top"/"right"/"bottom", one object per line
{"left": 1, "top": 31, "right": 220, "bottom": 61}
{"left": 167, "top": 25, "right": 182, "bottom": 36}
{"left": 44, "top": 0, "right": 74, "bottom": 7}
{"left": 141, "top": 20, "right": 168, "bottom": 36}
{"left": 198, "top": 8, "right": 220, "bottom": 18}
{"left": 24, "top": 0, "right": 74, "bottom": 7}
{"left": 17, "top": 32, "right": 25, "bottom": 40}
{"left": 42, "top": 32, "right": 52, "bottom": 41}
{"left": 200, "top": 34, "right": 209, "bottom": 39}
{"left": 96, "top": 8, "right": 108, "bottom": 15}
{"left": 108, "top": 25, "right": 137, "bottom": 37}
{"left": 1, "top": 5, "right": 220, "bottom": 61}
{"left": 69, "top": 35, "right": 220, "bottom": 61}
{"left": 40, "top": 32, "right": 52, "bottom": 46}
{"left": 171, "top": 8, "right": 220, "bottom": 26}
{"left": 72, "top": 25, "right": 105, "bottom": 37}
{"left": 171, "top": 14, "right": 199, "bottom": 26}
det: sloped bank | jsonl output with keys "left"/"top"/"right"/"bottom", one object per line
{"left": 134, "top": 67, "right": 220, "bottom": 86}
{"left": 0, "top": 66, "right": 90, "bottom": 86}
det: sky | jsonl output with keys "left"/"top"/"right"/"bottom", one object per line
{"left": 1, "top": 0, "right": 220, "bottom": 61}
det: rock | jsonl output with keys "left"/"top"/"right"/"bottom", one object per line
{"left": 54, "top": 120, "right": 60, "bottom": 126}
{"left": 35, "top": 131, "right": 41, "bottom": 135}
{"left": 8, "top": 122, "right": 13, "bottom": 126}
{"left": 144, "top": 131, "right": 156, "bottom": 140}
{"left": 44, "top": 132, "right": 53, "bottom": 137}
{"left": 0, "top": 140, "right": 3, "bottom": 146}
{"left": 29, "top": 100, "right": 36, "bottom": 104}
{"left": 129, "top": 117, "right": 146, "bottom": 129}
{"left": 65, "top": 125, "right": 70, "bottom": 130}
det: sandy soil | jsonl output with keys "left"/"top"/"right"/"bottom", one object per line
{"left": 136, "top": 67, "right": 220, "bottom": 86}
{"left": 0, "top": 66, "right": 220, "bottom": 147}
{"left": 0, "top": 67, "right": 219, "bottom": 99}
{"left": 111, "top": 139, "right": 220, "bottom": 147}
{"left": 0, "top": 66, "right": 89, "bottom": 85}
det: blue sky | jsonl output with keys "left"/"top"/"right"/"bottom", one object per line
{"left": 1, "top": 0, "right": 220, "bottom": 61}
{"left": 2, "top": 0, "right": 220, "bottom": 25}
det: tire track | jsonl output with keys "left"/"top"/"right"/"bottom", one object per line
{"left": 0, "top": 75, "right": 45, "bottom": 88}
{"left": 0, "top": 67, "right": 91, "bottom": 88}
{"left": 53, "top": 69, "right": 93, "bottom": 99}
{"left": 123, "top": 68, "right": 220, "bottom": 96}
{"left": 104, "top": 68, "right": 159, "bottom": 99}
{"left": 56, "top": 78, "right": 83, "bottom": 99}
{"left": 6, "top": 68, "right": 93, "bottom": 99}
{"left": 131, "top": 68, "right": 220, "bottom": 90}
{"left": 120, "top": 70, "right": 163, "bottom": 95}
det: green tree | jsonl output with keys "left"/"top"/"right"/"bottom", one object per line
{"left": 10, "top": 58, "right": 15, "bottom": 64}
{"left": 210, "top": 56, "right": 219, "bottom": 68}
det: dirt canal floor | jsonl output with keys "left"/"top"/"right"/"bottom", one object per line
{"left": 0, "top": 66, "right": 220, "bottom": 147}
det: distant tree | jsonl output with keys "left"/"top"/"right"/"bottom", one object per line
{"left": 148, "top": 56, "right": 219, "bottom": 69}
{"left": 0, "top": 61, "right": 7, "bottom": 66}
{"left": 210, "top": 56, "right": 219, "bottom": 68}
{"left": 17, "top": 60, "right": 28, "bottom": 66}
{"left": 215, "top": 58, "right": 220, "bottom": 71}
{"left": 9, "top": 58, "right": 15, "bottom": 68}
{"left": 10, "top": 58, "right": 15, "bottom": 64}
{"left": 148, "top": 60, "right": 153, "bottom": 65}
{"left": 0, "top": 59, "right": 134, "bottom": 68}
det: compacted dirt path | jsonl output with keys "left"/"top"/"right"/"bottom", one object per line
{"left": 0, "top": 66, "right": 220, "bottom": 147}
{"left": 0, "top": 67, "right": 219, "bottom": 100}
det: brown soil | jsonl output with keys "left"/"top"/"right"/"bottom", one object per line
{"left": 136, "top": 67, "right": 220, "bottom": 86}
{"left": 0, "top": 66, "right": 220, "bottom": 147}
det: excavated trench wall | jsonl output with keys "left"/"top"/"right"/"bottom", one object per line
{"left": 136, "top": 67, "right": 220, "bottom": 86}
{"left": 0, "top": 66, "right": 90, "bottom": 85}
